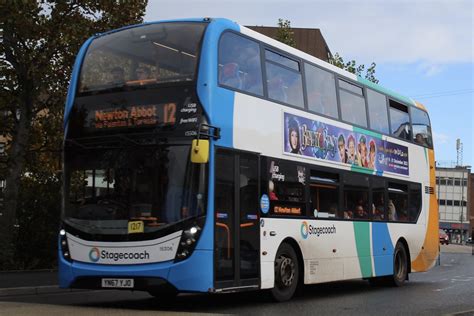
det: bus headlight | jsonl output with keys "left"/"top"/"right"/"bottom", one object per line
{"left": 175, "top": 225, "right": 202, "bottom": 262}
{"left": 59, "top": 229, "right": 71, "bottom": 262}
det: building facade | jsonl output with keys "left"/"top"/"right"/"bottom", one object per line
{"left": 436, "top": 166, "right": 471, "bottom": 243}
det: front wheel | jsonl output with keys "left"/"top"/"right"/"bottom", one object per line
{"left": 391, "top": 242, "right": 408, "bottom": 286}
{"left": 271, "top": 243, "right": 299, "bottom": 302}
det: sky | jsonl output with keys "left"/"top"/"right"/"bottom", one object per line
{"left": 145, "top": 0, "right": 473, "bottom": 167}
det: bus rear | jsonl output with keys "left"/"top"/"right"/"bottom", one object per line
{"left": 59, "top": 20, "right": 215, "bottom": 296}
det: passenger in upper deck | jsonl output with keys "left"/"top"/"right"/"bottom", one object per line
{"left": 415, "top": 133, "right": 428, "bottom": 146}
{"left": 220, "top": 62, "right": 243, "bottom": 89}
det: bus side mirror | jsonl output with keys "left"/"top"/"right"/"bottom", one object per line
{"left": 191, "top": 139, "right": 209, "bottom": 163}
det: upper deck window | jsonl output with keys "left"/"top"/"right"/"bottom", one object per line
{"left": 367, "top": 89, "right": 389, "bottom": 134}
{"left": 304, "top": 63, "right": 338, "bottom": 119}
{"left": 265, "top": 50, "right": 300, "bottom": 71}
{"left": 218, "top": 33, "right": 263, "bottom": 96}
{"left": 411, "top": 107, "right": 433, "bottom": 148}
{"left": 389, "top": 100, "right": 411, "bottom": 141}
{"left": 339, "top": 80, "right": 367, "bottom": 128}
{"left": 79, "top": 22, "right": 207, "bottom": 94}
{"left": 265, "top": 50, "right": 304, "bottom": 108}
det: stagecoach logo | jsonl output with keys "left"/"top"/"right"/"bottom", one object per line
{"left": 88, "top": 247, "right": 151, "bottom": 263}
{"left": 301, "top": 221, "right": 309, "bottom": 239}
{"left": 89, "top": 247, "right": 100, "bottom": 262}
{"left": 300, "top": 221, "right": 337, "bottom": 239}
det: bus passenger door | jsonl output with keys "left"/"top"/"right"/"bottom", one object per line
{"left": 214, "top": 149, "right": 260, "bottom": 290}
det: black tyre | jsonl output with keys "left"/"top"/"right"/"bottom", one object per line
{"left": 391, "top": 242, "right": 408, "bottom": 287}
{"left": 271, "top": 243, "right": 299, "bottom": 302}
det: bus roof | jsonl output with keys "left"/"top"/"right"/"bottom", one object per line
{"left": 91, "top": 17, "right": 425, "bottom": 110}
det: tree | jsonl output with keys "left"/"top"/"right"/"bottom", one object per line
{"left": 330, "top": 52, "right": 379, "bottom": 84}
{"left": 275, "top": 18, "right": 296, "bottom": 47}
{"left": 0, "top": 1, "right": 147, "bottom": 270}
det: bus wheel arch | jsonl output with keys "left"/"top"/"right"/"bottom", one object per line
{"left": 271, "top": 238, "right": 303, "bottom": 302}
{"left": 397, "top": 237, "right": 411, "bottom": 275}
{"left": 392, "top": 238, "right": 410, "bottom": 286}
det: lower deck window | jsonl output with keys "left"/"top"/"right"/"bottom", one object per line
{"left": 310, "top": 184, "right": 338, "bottom": 218}
{"left": 344, "top": 189, "right": 369, "bottom": 220}
{"left": 388, "top": 183, "right": 409, "bottom": 222}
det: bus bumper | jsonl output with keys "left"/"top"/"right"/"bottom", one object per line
{"left": 58, "top": 249, "right": 213, "bottom": 293}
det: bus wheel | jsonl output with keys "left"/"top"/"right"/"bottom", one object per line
{"left": 391, "top": 242, "right": 408, "bottom": 287}
{"left": 271, "top": 243, "right": 299, "bottom": 302}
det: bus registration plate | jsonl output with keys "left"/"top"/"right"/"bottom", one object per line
{"left": 101, "top": 278, "right": 134, "bottom": 289}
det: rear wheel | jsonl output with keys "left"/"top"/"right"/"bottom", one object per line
{"left": 271, "top": 243, "right": 299, "bottom": 302}
{"left": 391, "top": 242, "right": 408, "bottom": 286}
{"left": 368, "top": 242, "right": 408, "bottom": 287}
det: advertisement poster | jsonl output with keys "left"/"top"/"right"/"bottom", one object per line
{"left": 283, "top": 112, "right": 409, "bottom": 176}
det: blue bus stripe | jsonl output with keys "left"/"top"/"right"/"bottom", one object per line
{"left": 372, "top": 222, "right": 394, "bottom": 276}
{"left": 197, "top": 19, "right": 240, "bottom": 148}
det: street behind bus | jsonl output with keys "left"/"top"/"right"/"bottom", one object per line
{"left": 0, "top": 245, "right": 473, "bottom": 316}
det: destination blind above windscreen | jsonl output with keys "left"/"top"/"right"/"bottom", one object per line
{"left": 93, "top": 103, "right": 177, "bottom": 130}
{"left": 67, "top": 87, "right": 202, "bottom": 138}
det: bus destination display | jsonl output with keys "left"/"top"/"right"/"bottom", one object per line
{"left": 93, "top": 103, "right": 176, "bottom": 129}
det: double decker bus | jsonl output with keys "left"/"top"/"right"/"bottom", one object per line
{"left": 59, "top": 18, "right": 439, "bottom": 301}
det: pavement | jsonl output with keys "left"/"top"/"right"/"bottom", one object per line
{"left": 0, "top": 244, "right": 472, "bottom": 298}
{"left": 0, "top": 269, "right": 63, "bottom": 297}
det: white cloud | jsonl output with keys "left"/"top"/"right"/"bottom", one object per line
{"left": 416, "top": 63, "right": 443, "bottom": 77}
{"left": 433, "top": 132, "right": 449, "bottom": 145}
{"left": 145, "top": 0, "right": 473, "bottom": 65}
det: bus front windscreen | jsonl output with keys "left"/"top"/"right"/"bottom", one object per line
{"left": 78, "top": 22, "right": 207, "bottom": 94}
{"left": 63, "top": 143, "right": 207, "bottom": 238}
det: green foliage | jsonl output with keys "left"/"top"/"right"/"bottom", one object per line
{"left": 0, "top": 0, "right": 147, "bottom": 270}
{"left": 275, "top": 18, "right": 296, "bottom": 47}
{"left": 330, "top": 52, "right": 379, "bottom": 84}
{"left": 12, "top": 173, "right": 61, "bottom": 270}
